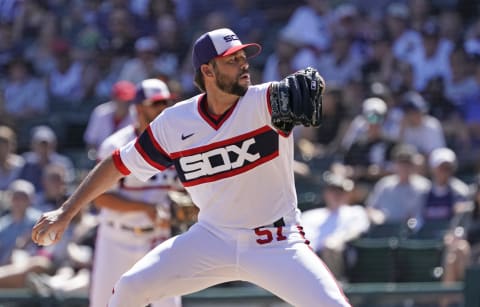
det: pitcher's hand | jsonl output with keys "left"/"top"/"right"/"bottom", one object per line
{"left": 31, "top": 208, "right": 71, "bottom": 246}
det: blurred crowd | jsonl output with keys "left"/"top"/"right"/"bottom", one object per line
{"left": 1, "top": 0, "right": 480, "bottom": 302}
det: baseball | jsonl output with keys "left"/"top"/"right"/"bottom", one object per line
{"left": 40, "top": 232, "right": 57, "bottom": 246}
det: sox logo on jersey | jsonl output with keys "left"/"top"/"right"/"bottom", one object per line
{"left": 179, "top": 138, "right": 259, "bottom": 180}
{"left": 173, "top": 126, "right": 278, "bottom": 186}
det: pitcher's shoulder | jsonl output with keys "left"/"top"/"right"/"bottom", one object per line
{"left": 161, "top": 94, "right": 203, "bottom": 118}
{"left": 248, "top": 82, "right": 271, "bottom": 94}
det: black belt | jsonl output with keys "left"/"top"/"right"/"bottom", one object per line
{"left": 106, "top": 221, "right": 155, "bottom": 234}
{"left": 273, "top": 217, "right": 286, "bottom": 227}
{"left": 258, "top": 217, "right": 285, "bottom": 228}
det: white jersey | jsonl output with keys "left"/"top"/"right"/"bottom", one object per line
{"left": 84, "top": 101, "right": 134, "bottom": 149}
{"left": 98, "top": 125, "right": 178, "bottom": 229}
{"left": 115, "top": 83, "right": 299, "bottom": 229}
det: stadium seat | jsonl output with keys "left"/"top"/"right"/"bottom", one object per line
{"left": 347, "top": 237, "right": 398, "bottom": 283}
{"left": 364, "top": 222, "right": 407, "bottom": 239}
{"left": 307, "top": 155, "right": 336, "bottom": 172}
{"left": 408, "top": 220, "right": 451, "bottom": 240}
{"left": 396, "top": 239, "right": 444, "bottom": 282}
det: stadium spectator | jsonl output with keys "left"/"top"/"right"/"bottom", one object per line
{"left": 86, "top": 39, "right": 129, "bottom": 102}
{"left": 368, "top": 82, "right": 404, "bottom": 139}
{"left": 226, "top": 0, "right": 267, "bottom": 45}
{"left": 464, "top": 17, "right": 480, "bottom": 58}
{"left": 11, "top": 0, "right": 55, "bottom": 47}
{"left": 302, "top": 171, "right": 370, "bottom": 280}
{"left": 3, "top": 57, "right": 48, "bottom": 122}
{"left": 0, "top": 126, "right": 24, "bottom": 191}
{"left": 46, "top": 39, "right": 87, "bottom": 108}
{"left": 295, "top": 85, "right": 349, "bottom": 160}
{"left": 422, "top": 76, "right": 467, "bottom": 159}
{"left": 385, "top": 2, "right": 422, "bottom": 62}
{"left": 96, "top": 6, "right": 136, "bottom": 58}
{"left": 441, "top": 226, "right": 472, "bottom": 285}
{"left": 361, "top": 31, "right": 394, "bottom": 86}
{"left": 202, "top": 11, "right": 231, "bottom": 33}
{"left": 341, "top": 74, "right": 367, "bottom": 119}
{"left": 118, "top": 36, "right": 162, "bottom": 84}
{"left": 339, "top": 97, "right": 398, "bottom": 204}
{"left": 173, "top": 0, "right": 230, "bottom": 26}
{"left": 438, "top": 174, "right": 480, "bottom": 296}
{"left": 83, "top": 80, "right": 135, "bottom": 152}
{"left": 366, "top": 143, "right": 430, "bottom": 225}
{"left": 19, "top": 125, "right": 75, "bottom": 194}
{"left": 0, "top": 180, "right": 95, "bottom": 290}
{"left": 341, "top": 96, "right": 398, "bottom": 153}
{"left": 262, "top": 27, "right": 317, "bottom": 82}
{"left": 445, "top": 46, "right": 477, "bottom": 107}
{"left": 22, "top": 17, "right": 57, "bottom": 76}
{"left": 0, "top": 0, "right": 22, "bottom": 24}
{"left": 331, "top": 3, "right": 361, "bottom": 46}
{"left": 24, "top": 175, "right": 96, "bottom": 296}
{"left": 134, "top": 0, "right": 176, "bottom": 37}
{"left": 408, "top": 0, "right": 433, "bottom": 32}
{"left": 282, "top": 0, "right": 332, "bottom": 52}
{"left": 316, "top": 30, "right": 364, "bottom": 87}
{"left": 0, "top": 180, "right": 40, "bottom": 266}
{"left": 388, "top": 59, "right": 416, "bottom": 95}
{"left": 405, "top": 18, "right": 454, "bottom": 92}
{"left": 150, "top": 14, "right": 185, "bottom": 80}
{"left": 456, "top": 59, "right": 480, "bottom": 168}
{"left": 0, "top": 23, "right": 20, "bottom": 79}
{"left": 33, "top": 163, "right": 69, "bottom": 214}
{"left": 0, "top": 136, "right": 95, "bottom": 291}
{"left": 398, "top": 91, "right": 446, "bottom": 155}
{"left": 423, "top": 147, "right": 469, "bottom": 222}
{"left": 60, "top": 1, "right": 101, "bottom": 50}
{"left": 343, "top": 98, "right": 395, "bottom": 168}
{"left": 438, "top": 9, "right": 463, "bottom": 43}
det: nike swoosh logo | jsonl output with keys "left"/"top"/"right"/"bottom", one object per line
{"left": 181, "top": 133, "right": 195, "bottom": 140}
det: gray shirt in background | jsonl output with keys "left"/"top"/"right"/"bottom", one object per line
{"left": 366, "top": 174, "right": 431, "bottom": 223}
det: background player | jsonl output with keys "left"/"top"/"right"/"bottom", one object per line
{"left": 89, "top": 79, "right": 181, "bottom": 307}
{"left": 83, "top": 80, "right": 136, "bottom": 154}
{"left": 32, "top": 28, "right": 351, "bottom": 307}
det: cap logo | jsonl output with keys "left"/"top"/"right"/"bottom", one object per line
{"left": 224, "top": 34, "right": 239, "bottom": 43}
{"left": 144, "top": 86, "right": 164, "bottom": 98}
{"left": 134, "top": 78, "right": 171, "bottom": 104}
{"left": 192, "top": 28, "right": 261, "bottom": 70}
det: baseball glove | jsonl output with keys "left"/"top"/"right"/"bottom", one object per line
{"left": 270, "top": 67, "right": 325, "bottom": 135}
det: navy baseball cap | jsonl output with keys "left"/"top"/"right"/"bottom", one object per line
{"left": 192, "top": 28, "right": 262, "bottom": 70}
{"left": 134, "top": 79, "right": 174, "bottom": 105}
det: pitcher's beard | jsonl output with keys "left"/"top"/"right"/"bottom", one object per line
{"left": 215, "top": 71, "right": 249, "bottom": 96}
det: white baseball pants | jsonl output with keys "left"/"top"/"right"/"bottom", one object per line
{"left": 90, "top": 223, "right": 181, "bottom": 307}
{"left": 107, "top": 221, "right": 351, "bottom": 307}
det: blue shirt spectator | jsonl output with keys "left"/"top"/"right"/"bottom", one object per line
{"left": 3, "top": 57, "right": 48, "bottom": 120}
{"left": 19, "top": 126, "right": 74, "bottom": 194}
{"left": 0, "top": 180, "right": 40, "bottom": 265}
{"left": 0, "top": 126, "right": 24, "bottom": 191}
